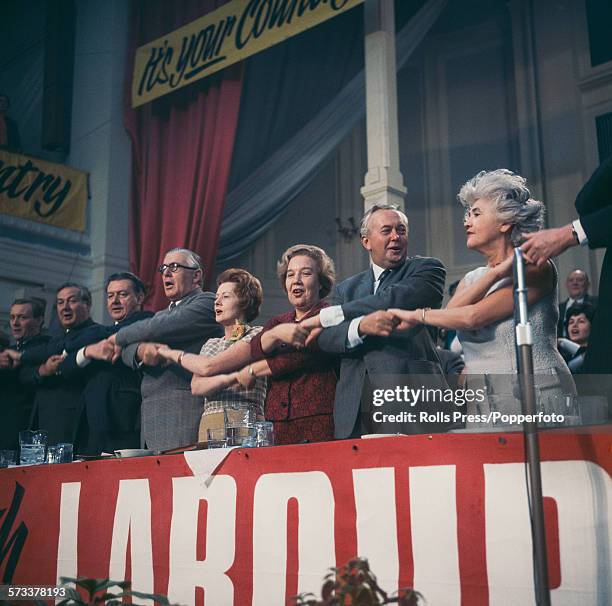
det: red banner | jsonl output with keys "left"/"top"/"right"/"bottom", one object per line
{"left": 1, "top": 429, "right": 610, "bottom": 605}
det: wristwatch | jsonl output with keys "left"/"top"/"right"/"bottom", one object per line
{"left": 571, "top": 225, "right": 580, "bottom": 244}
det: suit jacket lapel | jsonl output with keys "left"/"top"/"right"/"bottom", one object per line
{"left": 358, "top": 268, "right": 376, "bottom": 296}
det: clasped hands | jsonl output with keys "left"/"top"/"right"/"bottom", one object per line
{"left": 0, "top": 348, "right": 22, "bottom": 369}
{"left": 84, "top": 335, "right": 168, "bottom": 367}
{"left": 359, "top": 309, "right": 425, "bottom": 336}
{"left": 266, "top": 319, "right": 322, "bottom": 350}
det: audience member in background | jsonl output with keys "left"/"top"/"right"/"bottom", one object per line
{"left": 60, "top": 272, "right": 153, "bottom": 454}
{"left": 557, "top": 302, "right": 595, "bottom": 374}
{"left": 557, "top": 269, "right": 597, "bottom": 337}
{"left": 0, "top": 93, "right": 21, "bottom": 151}
{"left": 157, "top": 269, "right": 266, "bottom": 443}
{"left": 104, "top": 248, "right": 222, "bottom": 451}
{"left": 387, "top": 170, "right": 575, "bottom": 424}
{"left": 8, "top": 284, "right": 98, "bottom": 444}
{"left": 0, "top": 298, "right": 49, "bottom": 449}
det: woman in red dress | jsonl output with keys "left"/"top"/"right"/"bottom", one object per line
{"left": 236, "top": 244, "right": 338, "bottom": 445}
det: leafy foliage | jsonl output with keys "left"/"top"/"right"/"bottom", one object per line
{"left": 31, "top": 577, "right": 178, "bottom": 606}
{"left": 293, "top": 557, "right": 422, "bottom": 606}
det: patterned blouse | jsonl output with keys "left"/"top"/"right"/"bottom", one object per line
{"left": 199, "top": 325, "right": 267, "bottom": 420}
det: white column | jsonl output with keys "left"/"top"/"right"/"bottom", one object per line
{"left": 68, "top": 0, "right": 132, "bottom": 322}
{"left": 361, "top": 0, "right": 407, "bottom": 211}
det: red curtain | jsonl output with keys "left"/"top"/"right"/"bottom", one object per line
{"left": 124, "top": 0, "right": 243, "bottom": 310}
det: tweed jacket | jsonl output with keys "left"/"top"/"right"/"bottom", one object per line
{"left": 116, "top": 288, "right": 223, "bottom": 451}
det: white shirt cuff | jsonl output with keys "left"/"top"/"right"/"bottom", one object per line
{"left": 76, "top": 347, "right": 91, "bottom": 367}
{"left": 347, "top": 317, "right": 364, "bottom": 349}
{"left": 319, "top": 305, "right": 345, "bottom": 327}
{"left": 572, "top": 219, "right": 588, "bottom": 246}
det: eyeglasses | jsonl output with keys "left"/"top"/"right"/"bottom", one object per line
{"left": 157, "top": 263, "right": 199, "bottom": 274}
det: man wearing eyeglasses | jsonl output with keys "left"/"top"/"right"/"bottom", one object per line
{"left": 105, "top": 248, "right": 222, "bottom": 451}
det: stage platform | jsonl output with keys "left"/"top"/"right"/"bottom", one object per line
{"left": 1, "top": 427, "right": 610, "bottom": 605}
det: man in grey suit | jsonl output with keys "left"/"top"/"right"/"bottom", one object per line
{"left": 106, "top": 248, "right": 222, "bottom": 451}
{"left": 314, "top": 204, "right": 448, "bottom": 438}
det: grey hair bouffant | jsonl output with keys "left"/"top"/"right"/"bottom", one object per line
{"left": 458, "top": 169, "right": 545, "bottom": 245}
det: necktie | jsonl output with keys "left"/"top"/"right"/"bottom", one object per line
{"left": 169, "top": 301, "right": 177, "bottom": 311}
{"left": 375, "top": 269, "right": 392, "bottom": 293}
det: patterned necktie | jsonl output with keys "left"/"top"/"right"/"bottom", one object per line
{"left": 169, "top": 301, "right": 177, "bottom": 311}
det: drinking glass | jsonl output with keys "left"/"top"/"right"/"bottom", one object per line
{"left": 19, "top": 430, "right": 48, "bottom": 465}
{"left": 47, "top": 443, "right": 74, "bottom": 464}
{"left": 0, "top": 450, "right": 17, "bottom": 468}
{"left": 254, "top": 421, "right": 274, "bottom": 447}
{"left": 206, "top": 427, "right": 228, "bottom": 449}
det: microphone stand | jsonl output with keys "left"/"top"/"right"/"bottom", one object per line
{"left": 513, "top": 248, "right": 551, "bottom": 606}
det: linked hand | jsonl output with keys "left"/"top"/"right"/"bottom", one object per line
{"left": 1, "top": 349, "right": 22, "bottom": 369}
{"left": 0, "top": 351, "right": 11, "bottom": 369}
{"left": 38, "top": 354, "right": 65, "bottom": 377}
{"left": 388, "top": 308, "right": 419, "bottom": 331}
{"left": 0, "top": 349, "right": 20, "bottom": 369}
{"left": 299, "top": 315, "right": 321, "bottom": 330}
{"left": 137, "top": 342, "right": 165, "bottom": 366}
{"left": 156, "top": 345, "right": 177, "bottom": 362}
{"left": 85, "top": 339, "right": 116, "bottom": 362}
{"left": 270, "top": 323, "right": 309, "bottom": 349}
{"left": 304, "top": 327, "right": 322, "bottom": 347}
{"left": 236, "top": 366, "right": 255, "bottom": 389}
{"left": 359, "top": 311, "right": 398, "bottom": 337}
{"left": 495, "top": 254, "right": 515, "bottom": 279}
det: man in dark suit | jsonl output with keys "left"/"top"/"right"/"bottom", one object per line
{"left": 9, "top": 283, "right": 98, "bottom": 444}
{"left": 101, "top": 248, "right": 222, "bottom": 451}
{"left": 60, "top": 272, "right": 153, "bottom": 454}
{"left": 557, "top": 269, "right": 598, "bottom": 337}
{"left": 314, "top": 204, "right": 448, "bottom": 438}
{"left": 522, "top": 156, "right": 612, "bottom": 374}
{"left": 0, "top": 298, "right": 50, "bottom": 449}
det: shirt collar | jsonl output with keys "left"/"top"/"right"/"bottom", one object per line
{"left": 372, "top": 263, "right": 387, "bottom": 281}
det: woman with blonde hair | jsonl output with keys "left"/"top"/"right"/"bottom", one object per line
{"left": 158, "top": 268, "right": 266, "bottom": 441}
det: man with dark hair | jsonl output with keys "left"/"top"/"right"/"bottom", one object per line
{"left": 8, "top": 283, "right": 98, "bottom": 443}
{"left": 0, "top": 298, "right": 50, "bottom": 448}
{"left": 60, "top": 272, "right": 153, "bottom": 454}
{"left": 93, "top": 248, "right": 222, "bottom": 451}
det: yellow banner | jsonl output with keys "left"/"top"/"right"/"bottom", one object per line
{"left": 0, "top": 150, "right": 88, "bottom": 232}
{"left": 132, "top": 0, "right": 364, "bottom": 108}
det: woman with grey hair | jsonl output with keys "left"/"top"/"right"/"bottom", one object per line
{"left": 390, "top": 169, "right": 574, "bottom": 426}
